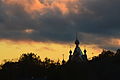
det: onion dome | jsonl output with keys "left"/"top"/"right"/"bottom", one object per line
{"left": 75, "top": 39, "right": 79, "bottom": 45}
{"left": 84, "top": 49, "right": 87, "bottom": 54}
{"left": 69, "top": 50, "right": 72, "bottom": 55}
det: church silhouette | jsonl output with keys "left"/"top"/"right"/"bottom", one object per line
{"left": 66, "top": 35, "right": 88, "bottom": 64}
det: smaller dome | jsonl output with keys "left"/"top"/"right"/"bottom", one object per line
{"left": 84, "top": 49, "right": 87, "bottom": 54}
{"left": 69, "top": 50, "right": 72, "bottom": 54}
{"left": 75, "top": 39, "right": 79, "bottom": 45}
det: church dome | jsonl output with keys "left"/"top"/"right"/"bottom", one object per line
{"left": 75, "top": 39, "right": 79, "bottom": 45}
{"left": 69, "top": 50, "right": 72, "bottom": 55}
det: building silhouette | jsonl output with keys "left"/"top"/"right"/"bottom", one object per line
{"left": 68, "top": 35, "right": 88, "bottom": 63}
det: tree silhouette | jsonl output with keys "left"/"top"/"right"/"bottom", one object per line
{"left": 18, "top": 53, "right": 41, "bottom": 65}
{"left": 0, "top": 49, "right": 120, "bottom": 80}
{"left": 115, "top": 49, "right": 120, "bottom": 56}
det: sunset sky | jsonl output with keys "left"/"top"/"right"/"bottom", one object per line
{"left": 0, "top": 0, "right": 120, "bottom": 62}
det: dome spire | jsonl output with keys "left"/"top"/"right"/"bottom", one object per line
{"left": 75, "top": 33, "right": 79, "bottom": 46}
{"left": 76, "top": 32, "right": 78, "bottom": 40}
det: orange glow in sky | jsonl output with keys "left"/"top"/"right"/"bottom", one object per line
{"left": 1, "top": 0, "right": 120, "bottom": 63}
{"left": 23, "top": 29, "right": 35, "bottom": 34}
{"left": 2, "top": 0, "right": 81, "bottom": 16}
{"left": 0, "top": 39, "right": 102, "bottom": 63}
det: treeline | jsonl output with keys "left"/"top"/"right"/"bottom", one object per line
{"left": 0, "top": 53, "right": 61, "bottom": 80}
{"left": 0, "top": 49, "right": 120, "bottom": 80}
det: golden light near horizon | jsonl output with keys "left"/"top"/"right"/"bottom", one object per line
{"left": 0, "top": 39, "right": 102, "bottom": 63}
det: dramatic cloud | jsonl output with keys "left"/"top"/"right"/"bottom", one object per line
{"left": 0, "top": 0, "right": 120, "bottom": 50}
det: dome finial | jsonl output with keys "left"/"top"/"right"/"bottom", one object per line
{"left": 75, "top": 32, "right": 79, "bottom": 45}
{"left": 76, "top": 32, "right": 78, "bottom": 40}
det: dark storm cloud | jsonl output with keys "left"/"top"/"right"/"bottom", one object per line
{"left": 0, "top": 0, "right": 120, "bottom": 50}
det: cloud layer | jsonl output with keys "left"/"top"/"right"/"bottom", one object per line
{"left": 0, "top": 0, "right": 120, "bottom": 50}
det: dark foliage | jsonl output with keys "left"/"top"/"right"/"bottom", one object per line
{"left": 0, "top": 49, "right": 120, "bottom": 80}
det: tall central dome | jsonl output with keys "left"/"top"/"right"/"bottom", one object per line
{"left": 68, "top": 34, "right": 88, "bottom": 63}
{"left": 72, "top": 36, "right": 83, "bottom": 62}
